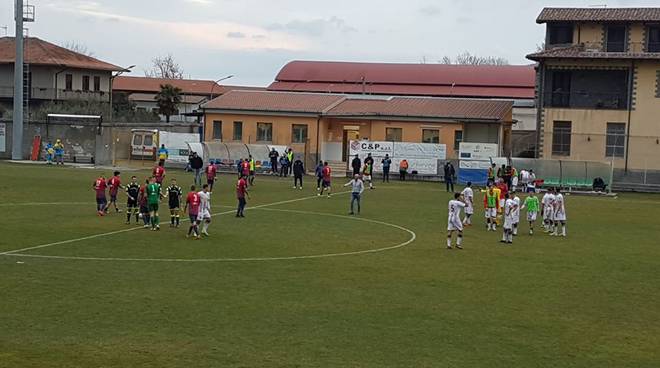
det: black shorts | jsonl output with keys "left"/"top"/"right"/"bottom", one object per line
{"left": 140, "top": 204, "right": 149, "bottom": 213}
{"left": 189, "top": 214, "right": 198, "bottom": 223}
{"left": 169, "top": 201, "right": 180, "bottom": 210}
{"left": 322, "top": 180, "right": 331, "bottom": 188}
{"left": 96, "top": 197, "right": 107, "bottom": 205}
{"left": 127, "top": 199, "right": 138, "bottom": 207}
{"left": 207, "top": 178, "right": 215, "bottom": 185}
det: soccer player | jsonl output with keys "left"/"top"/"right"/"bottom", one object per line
{"left": 344, "top": 174, "right": 365, "bottom": 215}
{"left": 197, "top": 184, "right": 212, "bottom": 236}
{"left": 153, "top": 161, "right": 166, "bottom": 185}
{"left": 236, "top": 174, "right": 250, "bottom": 218}
{"left": 92, "top": 174, "right": 107, "bottom": 216}
{"left": 106, "top": 171, "right": 123, "bottom": 214}
{"left": 315, "top": 161, "right": 324, "bottom": 191}
{"left": 138, "top": 179, "right": 151, "bottom": 228}
{"left": 292, "top": 158, "right": 304, "bottom": 189}
{"left": 319, "top": 162, "right": 332, "bottom": 197}
{"left": 541, "top": 188, "right": 556, "bottom": 232}
{"left": 248, "top": 155, "right": 256, "bottom": 186}
{"left": 146, "top": 176, "right": 163, "bottom": 231}
{"left": 362, "top": 161, "right": 374, "bottom": 190}
{"left": 166, "top": 178, "right": 182, "bottom": 228}
{"left": 125, "top": 176, "right": 141, "bottom": 224}
{"left": 483, "top": 183, "right": 500, "bottom": 231}
{"left": 205, "top": 161, "right": 217, "bottom": 193}
{"left": 552, "top": 188, "right": 567, "bottom": 237}
{"left": 241, "top": 158, "right": 250, "bottom": 180}
{"left": 184, "top": 185, "right": 201, "bottom": 239}
{"left": 512, "top": 193, "right": 521, "bottom": 236}
{"left": 521, "top": 192, "right": 540, "bottom": 235}
{"left": 447, "top": 192, "right": 466, "bottom": 250}
{"left": 501, "top": 193, "right": 517, "bottom": 244}
{"left": 461, "top": 182, "right": 474, "bottom": 226}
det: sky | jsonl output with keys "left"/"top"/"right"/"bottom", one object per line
{"left": 1, "top": 0, "right": 658, "bottom": 86}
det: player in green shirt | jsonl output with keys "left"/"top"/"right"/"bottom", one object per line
{"left": 146, "top": 176, "right": 163, "bottom": 231}
{"left": 521, "top": 193, "right": 540, "bottom": 235}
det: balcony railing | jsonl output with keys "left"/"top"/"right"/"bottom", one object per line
{"left": 543, "top": 91, "right": 628, "bottom": 110}
{"left": 579, "top": 41, "right": 659, "bottom": 54}
{"left": 0, "top": 86, "right": 109, "bottom": 102}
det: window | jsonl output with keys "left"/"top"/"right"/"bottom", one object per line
{"left": 547, "top": 23, "right": 573, "bottom": 45}
{"left": 606, "top": 25, "right": 627, "bottom": 52}
{"left": 143, "top": 134, "right": 153, "bottom": 146}
{"left": 82, "top": 76, "right": 90, "bottom": 92}
{"left": 385, "top": 127, "right": 403, "bottom": 142}
{"left": 132, "top": 135, "right": 142, "bottom": 145}
{"left": 93, "top": 76, "right": 101, "bottom": 92}
{"left": 257, "top": 122, "right": 273, "bottom": 142}
{"left": 552, "top": 121, "right": 572, "bottom": 156}
{"left": 422, "top": 129, "right": 440, "bottom": 143}
{"left": 212, "top": 120, "right": 222, "bottom": 140}
{"left": 292, "top": 124, "right": 308, "bottom": 143}
{"left": 550, "top": 70, "right": 572, "bottom": 107}
{"left": 454, "top": 130, "right": 463, "bottom": 150}
{"left": 233, "top": 121, "right": 243, "bottom": 141}
{"left": 606, "top": 123, "right": 626, "bottom": 158}
{"left": 648, "top": 25, "right": 660, "bottom": 52}
{"left": 65, "top": 74, "right": 73, "bottom": 90}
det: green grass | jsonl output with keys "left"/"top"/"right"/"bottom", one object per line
{"left": 1, "top": 161, "right": 659, "bottom": 368}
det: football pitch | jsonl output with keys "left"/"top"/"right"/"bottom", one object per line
{"left": 1, "top": 161, "right": 659, "bottom": 367}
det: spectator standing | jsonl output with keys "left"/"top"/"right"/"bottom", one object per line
{"left": 248, "top": 155, "right": 256, "bottom": 186}
{"left": 381, "top": 154, "right": 392, "bottom": 183}
{"left": 54, "top": 139, "right": 65, "bottom": 165}
{"left": 269, "top": 148, "right": 279, "bottom": 175}
{"left": 158, "top": 144, "right": 168, "bottom": 166}
{"left": 279, "top": 155, "right": 288, "bottom": 177}
{"left": 293, "top": 159, "right": 305, "bottom": 189}
{"left": 444, "top": 161, "right": 456, "bottom": 192}
{"left": 487, "top": 163, "right": 497, "bottom": 186}
{"left": 45, "top": 142, "right": 54, "bottom": 165}
{"left": 351, "top": 154, "right": 362, "bottom": 176}
{"left": 287, "top": 148, "right": 294, "bottom": 175}
{"left": 399, "top": 159, "right": 409, "bottom": 181}
{"left": 190, "top": 152, "right": 204, "bottom": 186}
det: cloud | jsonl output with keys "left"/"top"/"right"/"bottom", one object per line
{"left": 227, "top": 31, "right": 246, "bottom": 39}
{"left": 53, "top": 5, "right": 307, "bottom": 51}
{"left": 419, "top": 5, "right": 442, "bottom": 16}
{"left": 184, "top": 0, "right": 213, "bottom": 4}
{"left": 267, "top": 16, "right": 356, "bottom": 37}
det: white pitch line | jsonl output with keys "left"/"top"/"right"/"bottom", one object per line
{"left": 2, "top": 207, "right": 416, "bottom": 262}
{"left": 0, "top": 202, "right": 91, "bottom": 207}
{"left": 0, "top": 192, "right": 349, "bottom": 256}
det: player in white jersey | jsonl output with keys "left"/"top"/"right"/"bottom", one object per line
{"left": 461, "top": 182, "right": 474, "bottom": 226}
{"left": 197, "top": 184, "right": 212, "bottom": 236}
{"left": 551, "top": 188, "right": 567, "bottom": 237}
{"left": 501, "top": 193, "right": 517, "bottom": 244}
{"left": 541, "top": 189, "right": 556, "bottom": 232}
{"left": 512, "top": 194, "right": 521, "bottom": 236}
{"left": 447, "top": 193, "right": 466, "bottom": 250}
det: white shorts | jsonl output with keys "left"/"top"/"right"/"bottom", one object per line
{"left": 447, "top": 217, "right": 463, "bottom": 231}
{"left": 363, "top": 175, "right": 372, "bottom": 181}
{"left": 513, "top": 215, "right": 520, "bottom": 224}
{"left": 503, "top": 216, "right": 514, "bottom": 230}
{"left": 554, "top": 211, "right": 566, "bottom": 221}
{"left": 543, "top": 207, "right": 554, "bottom": 220}
{"left": 485, "top": 208, "right": 497, "bottom": 218}
{"left": 465, "top": 205, "right": 474, "bottom": 215}
{"left": 527, "top": 212, "right": 538, "bottom": 222}
{"left": 499, "top": 199, "right": 505, "bottom": 209}
{"left": 197, "top": 209, "right": 211, "bottom": 221}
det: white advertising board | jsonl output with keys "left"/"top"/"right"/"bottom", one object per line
{"left": 459, "top": 142, "right": 499, "bottom": 161}
{"left": 0, "top": 123, "right": 5, "bottom": 152}
{"left": 349, "top": 140, "right": 446, "bottom": 175}
{"left": 159, "top": 131, "right": 200, "bottom": 164}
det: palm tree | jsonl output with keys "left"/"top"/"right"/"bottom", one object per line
{"left": 154, "top": 84, "right": 182, "bottom": 123}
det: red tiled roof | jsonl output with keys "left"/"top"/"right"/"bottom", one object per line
{"left": 0, "top": 37, "right": 123, "bottom": 71}
{"left": 327, "top": 97, "right": 512, "bottom": 121}
{"left": 114, "top": 76, "right": 266, "bottom": 96}
{"left": 202, "top": 90, "right": 345, "bottom": 114}
{"left": 202, "top": 90, "right": 512, "bottom": 122}
{"left": 537, "top": 7, "right": 660, "bottom": 23}
{"left": 527, "top": 45, "right": 660, "bottom": 61}
{"left": 268, "top": 61, "right": 535, "bottom": 99}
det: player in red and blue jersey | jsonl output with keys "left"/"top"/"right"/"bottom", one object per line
{"left": 153, "top": 161, "right": 166, "bottom": 184}
{"left": 184, "top": 185, "right": 201, "bottom": 239}
{"left": 93, "top": 174, "right": 107, "bottom": 216}
{"left": 106, "top": 171, "right": 123, "bottom": 214}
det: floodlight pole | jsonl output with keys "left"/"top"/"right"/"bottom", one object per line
{"left": 12, "top": 0, "right": 24, "bottom": 160}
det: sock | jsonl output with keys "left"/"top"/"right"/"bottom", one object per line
{"left": 447, "top": 237, "right": 451, "bottom": 247}
{"left": 176, "top": 215, "right": 180, "bottom": 226}
{"left": 202, "top": 222, "right": 209, "bottom": 233}
{"left": 457, "top": 235, "right": 462, "bottom": 246}
{"left": 502, "top": 232, "right": 507, "bottom": 241}
{"left": 126, "top": 211, "right": 131, "bottom": 222}
{"left": 171, "top": 214, "right": 175, "bottom": 225}
{"left": 188, "top": 226, "right": 194, "bottom": 235}
{"left": 150, "top": 216, "right": 155, "bottom": 227}
{"left": 562, "top": 224, "right": 566, "bottom": 236}
{"left": 155, "top": 216, "right": 159, "bottom": 226}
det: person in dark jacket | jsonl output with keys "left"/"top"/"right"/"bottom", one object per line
{"left": 190, "top": 152, "right": 204, "bottom": 186}
{"left": 351, "top": 154, "right": 361, "bottom": 176}
{"left": 381, "top": 154, "right": 392, "bottom": 183}
{"left": 443, "top": 161, "right": 456, "bottom": 192}
{"left": 292, "top": 159, "right": 305, "bottom": 189}
{"left": 269, "top": 148, "right": 279, "bottom": 175}
{"left": 315, "top": 161, "right": 324, "bottom": 191}
{"left": 279, "top": 155, "right": 289, "bottom": 177}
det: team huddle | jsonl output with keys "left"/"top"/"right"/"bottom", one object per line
{"left": 91, "top": 162, "right": 250, "bottom": 240}
{"left": 446, "top": 181, "right": 568, "bottom": 249}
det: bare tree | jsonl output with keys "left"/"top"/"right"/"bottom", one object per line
{"left": 440, "top": 51, "right": 509, "bottom": 66}
{"left": 144, "top": 55, "right": 184, "bottom": 79}
{"left": 62, "top": 41, "right": 94, "bottom": 57}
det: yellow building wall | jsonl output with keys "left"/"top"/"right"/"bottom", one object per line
{"left": 575, "top": 22, "right": 603, "bottom": 45}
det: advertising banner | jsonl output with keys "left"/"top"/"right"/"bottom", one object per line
{"left": 349, "top": 140, "right": 446, "bottom": 175}
{"left": 459, "top": 142, "right": 498, "bottom": 161}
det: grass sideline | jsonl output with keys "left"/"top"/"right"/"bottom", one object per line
{"left": 1, "top": 161, "right": 659, "bottom": 367}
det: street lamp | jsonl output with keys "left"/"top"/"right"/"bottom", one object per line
{"left": 209, "top": 75, "right": 234, "bottom": 101}
{"left": 109, "top": 64, "right": 135, "bottom": 122}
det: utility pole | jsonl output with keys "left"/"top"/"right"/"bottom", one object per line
{"left": 12, "top": 0, "right": 24, "bottom": 160}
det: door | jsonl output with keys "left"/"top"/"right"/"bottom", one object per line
{"left": 342, "top": 130, "right": 359, "bottom": 162}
